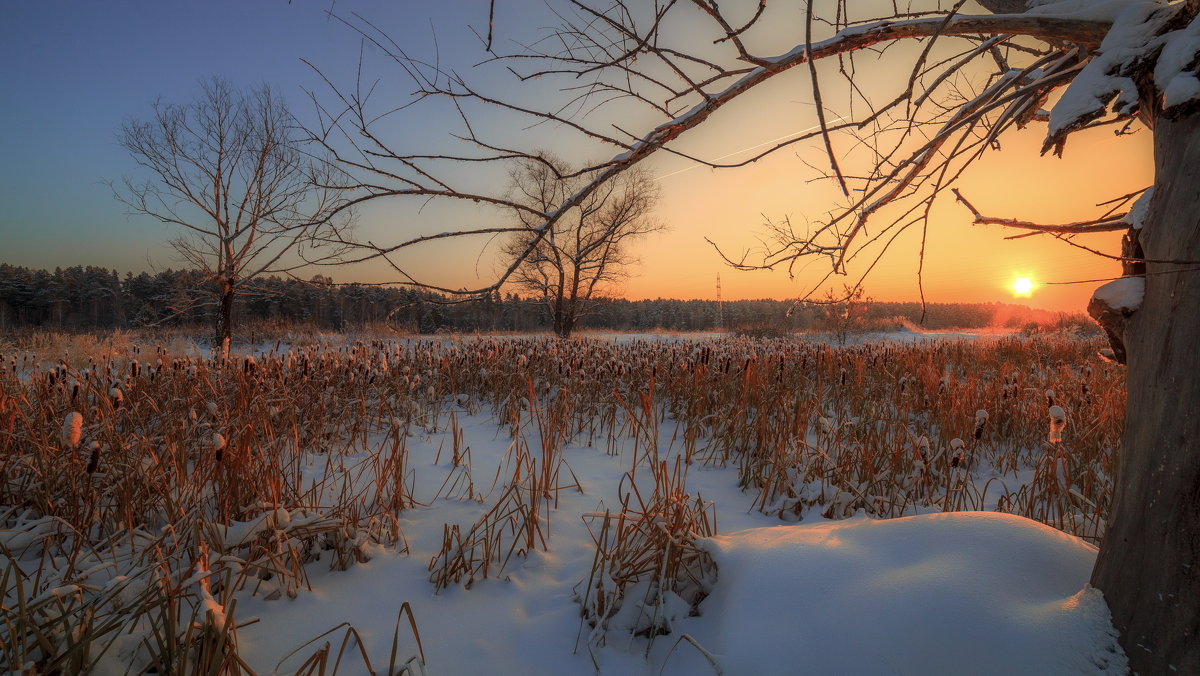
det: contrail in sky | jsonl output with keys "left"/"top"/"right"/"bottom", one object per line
{"left": 655, "top": 117, "right": 847, "bottom": 181}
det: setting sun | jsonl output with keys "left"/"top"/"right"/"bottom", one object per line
{"left": 1011, "top": 277, "right": 1035, "bottom": 297}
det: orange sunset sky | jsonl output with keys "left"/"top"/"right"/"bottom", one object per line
{"left": 342, "top": 109, "right": 1153, "bottom": 314}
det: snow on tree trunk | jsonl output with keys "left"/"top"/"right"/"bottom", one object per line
{"left": 1088, "top": 275, "right": 1144, "bottom": 364}
{"left": 1091, "top": 113, "right": 1200, "bottom": 675}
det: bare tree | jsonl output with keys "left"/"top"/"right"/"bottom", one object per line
{"left": 117, "top": 77, "right": 347, "bottom": 356}
{"left": 501, "top": 158, "right": 660, "bottom": 338}
{"left": 813, "top": 284, "right": 871, "bottom": 346}
{"left": 308, "top": 2, "right": 1200, "bottom": 669}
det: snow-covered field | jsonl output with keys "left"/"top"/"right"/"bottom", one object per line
{"left": 0, "top": 331, "right": 1126, "bottom": 674}
{"left": 236, "top": 412, "right": 1124, "bottom": 675}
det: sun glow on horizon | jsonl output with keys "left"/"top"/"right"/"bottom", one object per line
{"left": 1011, "top": 276, "right": 1036, "bottom": 298}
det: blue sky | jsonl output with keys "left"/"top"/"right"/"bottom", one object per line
{"left": 0, "top": 1, "right": 506, "bottom": 274}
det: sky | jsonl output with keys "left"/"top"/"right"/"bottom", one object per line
{"left": 0, "top": 1, "right": 1154, "bottom": 312}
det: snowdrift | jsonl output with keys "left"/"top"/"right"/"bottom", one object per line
{"left": 683, "top": 512, "right": 1126, "bottom": 675}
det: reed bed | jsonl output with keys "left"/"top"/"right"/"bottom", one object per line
{"left": 0, "top": 330, "right": 1122, "bottom": 672}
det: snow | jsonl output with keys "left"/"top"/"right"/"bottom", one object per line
{"left": 1154, "top": 14, "right": 1200, "bottom": 108}
{"left": 222, "top": 398, "right": 1124, "bottom": 675}
{"left": 1092, "top": 276, "right": 1145, "bottom": 312}
{"left": 1126, "top": 187, "right": 1154, "bottom": 229}
{"left": 1040, "top": 0, "right": 1200, "bottom": 129}
{"left": 60, "top": 411, "right": 82, "bottom": 448}
{"left": 695, "top": 513, "right": 1125, "bottom": 675}
{"left": 1047, "top": 1, "right": 1178, "bottom": 141}
{"left": 233, "top": 502, "right": 1126, "bottom": 673}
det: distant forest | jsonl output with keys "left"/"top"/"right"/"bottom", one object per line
{"left": 0, "top": 264, "right": 1091, "bottom": 335}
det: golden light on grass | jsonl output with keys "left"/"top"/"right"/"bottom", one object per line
{"left": 1011, "top": 276, "right": 1035, "bottom": 297}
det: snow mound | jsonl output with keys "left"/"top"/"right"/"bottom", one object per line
{"left": 693, "top": 513, "right": 1126, "bottom": 675}
{"left": 1092, "top": 276, "right": 1145, "bottom": 312}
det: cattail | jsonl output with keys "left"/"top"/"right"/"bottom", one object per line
{"left": 950, "top": 438, "right": 965, "bottom": 468}
{"left": 213, "top": 432, "right": 227, "bottom": 461}
{"left": 974, "top": 410, "right": 988, "bottom": 440}
{"left": 109, "top": 387, "right": 123, "bottom": 409}
{"left": 1045, "top": 389, "right": 1055, "bottom": 408}
{"left": 916, "top": 435, "right": 930, "bottom": 462}
{"left": 61, "top": 411, "right": 83, "bottom": 448}
{"left": 1048, "top": 405, "right": 1066, "bottom": 444}
{"left": 86, "top": 441, "right": 101, "bottom": 474}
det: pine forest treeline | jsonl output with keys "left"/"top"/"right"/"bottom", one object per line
{"left": 0, "top": 263, "right": 1088, "bottom": 335}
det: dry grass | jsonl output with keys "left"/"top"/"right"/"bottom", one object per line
{"left": 0, "top": 330, "right": 1122, "bottom": 671}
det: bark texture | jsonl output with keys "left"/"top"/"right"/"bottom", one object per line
{"left": 217, "top": 285, "right": 235, "bottom": 361}
{"left": 1091, "top": 114, "right": 1200, "bottom": 674}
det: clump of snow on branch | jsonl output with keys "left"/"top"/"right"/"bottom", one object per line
{"left": 1155, "top": 14, "right": 1200, "bottom": 108}
{"left": 1092, "top": 276, "right": 1146, "bottom": 312}
{"left": 1047, "top": 1, "right": 1181, "bottom": 144}
{"left": 1126, "top": 187, "right": 1154, "bottom": 228}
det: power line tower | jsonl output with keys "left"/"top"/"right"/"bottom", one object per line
{"left": 716, "top": 273, "right": 723, "bottom": 329}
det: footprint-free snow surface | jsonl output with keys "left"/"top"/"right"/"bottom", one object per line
{"left": 691, "top": 512, "right": 1126, "bottom": 675}
{"left": 242, "top": 510, "right": 1125, "bottom": 675}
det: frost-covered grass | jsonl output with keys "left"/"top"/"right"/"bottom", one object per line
{"left": 0, "top": 331, "right": 1124, "bottom": 673}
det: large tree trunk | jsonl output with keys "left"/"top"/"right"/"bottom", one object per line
{"left": 1091, "top": 114, "right": 1200, "bottom": 674}
{"left": 216, "top": 284, "right": 234, "bottom": 362}
{"left": 552, "top": 290, "right": 574, "bottom": 339}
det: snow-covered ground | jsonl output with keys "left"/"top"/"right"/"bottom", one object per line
{"left": 229, "top": 404, "right": 1124, "bottom": 675}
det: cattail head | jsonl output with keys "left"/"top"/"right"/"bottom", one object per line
{"left": 212, "top": 432, "right": 227, "bottom": 461}
{"left": 1048, "top": 405, "right": 1066, "bottom": 444}
{"left": 973, "top": 409, "right": 988, "bottom": 440}
{"left": 61, "top": 411, "right": 83, "bottom": 448}
{"left": 950, "top": 437, "right": 965, "bottom": 467}
{"left": 86, "top": 441, "right": 101, "bottom": 474}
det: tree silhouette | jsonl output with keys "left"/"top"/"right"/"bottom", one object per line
{"left": 116, "top": 77, "right": 348, "bottom": 356}
{"left": 501, "top": 157, "right": 661, "bottom": 338}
